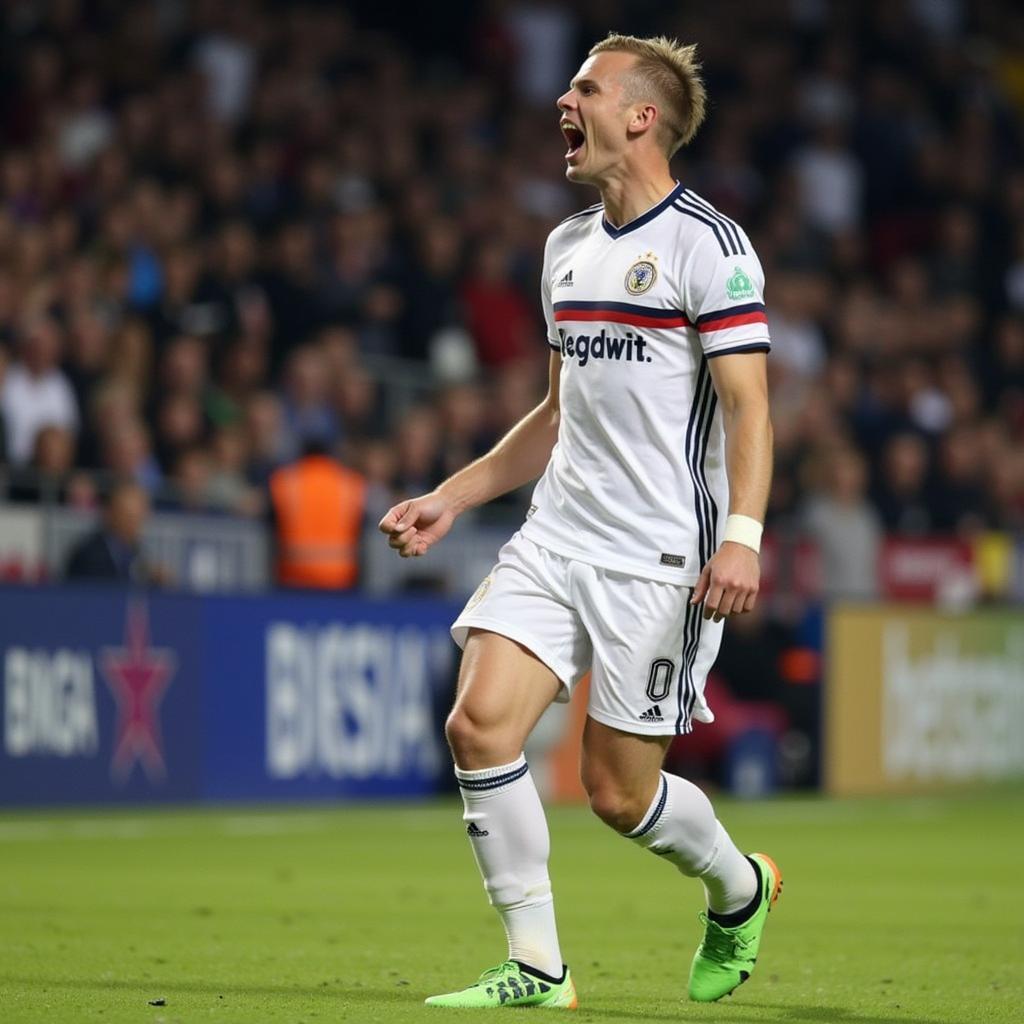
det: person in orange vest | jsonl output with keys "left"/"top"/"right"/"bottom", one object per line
{"left": 268, "top": 441, "right": 367, "bottom": 589}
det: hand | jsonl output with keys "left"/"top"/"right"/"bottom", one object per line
{"left": 690, "top": 541, "right": 760, "bottom": 622}
{"left": 378, "top": 491, "right": 457, "bottom": 558}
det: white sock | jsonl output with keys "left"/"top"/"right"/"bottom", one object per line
{"left": 455, "top": 755, "right": 563, "bottom": 977}
{"left": 626, "top": 771, "right": 758, "bottom": 914}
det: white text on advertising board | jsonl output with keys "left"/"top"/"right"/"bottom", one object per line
{"left": 265, "top": 622, "right": 452, "bottom": 779}
{"left": 883, "top": 625, "right": 1024, "bottom": 781}
{"left": 4, "top": 648, "right": 99, "bottom": 757}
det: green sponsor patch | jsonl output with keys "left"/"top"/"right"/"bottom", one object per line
{"left": 726, "top": 265, "right": 755, "bottom": 301}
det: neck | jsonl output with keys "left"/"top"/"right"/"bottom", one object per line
{"left": 598, "top": 162, "right": 677, "bottom": 228}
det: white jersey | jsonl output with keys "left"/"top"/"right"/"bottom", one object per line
{"left": 520, "top": 182, "right": 771, "bottom": 586}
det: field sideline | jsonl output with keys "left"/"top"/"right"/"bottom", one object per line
{"left": 1, "top": 791, "right": 1022, "bottom": 1023}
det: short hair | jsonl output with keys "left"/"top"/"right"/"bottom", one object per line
{"left": 589, "top": 33, "right": 707, "bottom": 157}
{"left": 104, "top": 476, "right": 146, "bottom": 510}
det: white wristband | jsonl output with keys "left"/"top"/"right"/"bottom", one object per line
{"left": 723, "top": 514, "right": 763, "bottom": 553}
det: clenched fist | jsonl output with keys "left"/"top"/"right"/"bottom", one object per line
{"left": 378, "top": 491, "right": 457, "bottom": 558}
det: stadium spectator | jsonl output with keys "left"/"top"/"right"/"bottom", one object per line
{"left": 31, "top": 424, "right": 75, "bottom": 487}
{"left": 280, "top": 345, "right": 339, "bottom": 455}
{"left": 102, "top": 420, "right": 162, "bottom": 496}
{"left": 163, "top": 446, "right": 218, "bottom": 515}
{"left": 6, "top": 425, "right": 76, "bottom": 504}
{"left": 108, "top": 319, "right": 154, "bottom": 404}
{"left": 791, "top": 120, "right": 863, "bottom": 236}
{"left": 333, "top": 362, "right": 386, "bottom": 463}
{"left": 436, "top": 382, "right": 492, "bottom": 481}
{"left": 243, "top": 391, "right": 289, "bottom": 488}
{"left": 983, "top": 316, "right": 1024, "bottom": 409}
{"left": 800, "top": 447, "right": 882, "bottom": 600}
{"left": 159, "top": 335, "right": 209, "bottom": 402}
{"left": 359, "top": 437, "right": 401, "bottom": 525}
{"left": 874, "top": 433, "right": 934, "bottom": 535}
{"left": 64, "top": 310, "right": 111, "bottom": 422}
{"left": 392, "top": 405, "right": 443, "bottom": 496}
{"left": 263, "top": 223, "right": 326, "bottom": 361}
{"left": 932, "top": 425, "right": 989, "bottom": 534}
{"left": 0, "top": 344, "right": 7, "bottom": 462}
{"left": 0, "top": 315, "right": 78, "bottom": 465}
{"left": 460, "top": 240, "right": 535, "bottom": 368}
{"left": 208, "top": 425, "right": 261, "bottom": 517}
{"left": 397, "top": 219, "right": 464, "bottom": 362}
{"left": 268, "top": 442, "right": 367, "bottom": 589}
{"left": 64, "top": 479, "right": 164, "bottom": 585}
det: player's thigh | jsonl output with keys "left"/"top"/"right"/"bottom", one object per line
{"left": 580, "top": 715, "right": 670, "bottom": 829}
{"left": 451, "top": 532, "right": 591, "bottom": 703}
{"left": 448, "top": 534, "right": 591, "bottom": 766}
{"left": 453, "top": 628, "right": 563, "bottom": 745}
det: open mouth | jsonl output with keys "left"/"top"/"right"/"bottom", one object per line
{"left": 560, "top": 120, "right": 586, "bottom": 160}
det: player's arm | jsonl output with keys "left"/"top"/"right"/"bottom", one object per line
{"left": 379, "top": 351, "right": 561, "bottom": 558}
{"left": 691, "top": 351, "right": 772, "bottom": 621}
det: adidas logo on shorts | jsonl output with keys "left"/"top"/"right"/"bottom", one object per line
{"left": 466, "top": 822, "right": 490, "bottom": 837}
{"left": 638, "top": 705, "right": 663, "bottom": 722}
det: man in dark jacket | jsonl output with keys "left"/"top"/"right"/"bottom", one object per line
{"left": 65, "top": 479, "right": 159, "bottom": 584}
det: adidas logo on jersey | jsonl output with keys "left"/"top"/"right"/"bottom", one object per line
{"left": 638, "top": 705, "right": 664, "bottom": 722}
{"left": 466, "top": 822, "right": 490, "bottom": 837}
{"left": 555, "top": 269, "right": 574, "bottom": 288}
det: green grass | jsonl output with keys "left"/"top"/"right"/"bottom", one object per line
{"left": 1, "top": 791, "right": 1022, "bottom": 1024}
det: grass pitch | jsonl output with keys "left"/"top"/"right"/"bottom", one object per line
{"left": 1, "top": 790, "right": 1022, "bottom": 1024}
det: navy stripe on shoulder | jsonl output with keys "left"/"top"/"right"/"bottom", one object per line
{"left": 682, "top": 189, "right": 745, "bottom": 255}
{"left": 706, "top": 342, "right": 771, "bottom": 358}
{"left": 675, "top": 196, "right": 739, "bottom": 256}
{"left": 559, "top": 203, "right": 603, "bottom": 226}
{"left": 671, "top": 202, "right": 729, "bottom": 257}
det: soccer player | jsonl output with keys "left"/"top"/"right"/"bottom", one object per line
{"left": 380, "top": 33, "right": 779, "bottom": 1009}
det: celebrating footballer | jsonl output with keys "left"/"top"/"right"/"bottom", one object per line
{"left": 380, "top": 31, "right": 779, "bottom": 1009}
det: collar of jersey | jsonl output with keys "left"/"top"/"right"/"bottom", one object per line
{"left": 601, "top": 181, "right": 684, "bottom": 239}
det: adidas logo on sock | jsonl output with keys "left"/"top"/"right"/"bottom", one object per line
{"left": 555, "top": 269, "right": 574, "bottom": 288}
{"left": 638, "top": 705, "right": 663, "bottom": 722}
{"left": 466, "top": 822, "right": 490, "bottom": 837}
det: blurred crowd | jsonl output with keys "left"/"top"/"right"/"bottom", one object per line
{"left": 1, "top": 0, "right": 1023, "bottom": 596}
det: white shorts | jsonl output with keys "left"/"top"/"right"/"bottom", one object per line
{"left": 451, "top": 532, "right": 723, "bottom": 736}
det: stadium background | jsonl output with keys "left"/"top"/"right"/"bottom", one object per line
{"left": 0, "top": 2, "right": 1022, "bottom": 1022}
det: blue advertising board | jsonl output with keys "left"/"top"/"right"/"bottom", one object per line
{"left": 201, "top": 592, "right": 460, "bottom": 800}
{"left": 0, "top": 586, "right": 461, "bottom": 806}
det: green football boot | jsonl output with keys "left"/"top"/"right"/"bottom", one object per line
{"left": 688, "top": 852, "right": 782, "bottom": 1002}
{"left": 425, "top": 960, "right": 578, "bottom": 1009}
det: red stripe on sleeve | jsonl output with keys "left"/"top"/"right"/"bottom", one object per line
{"left": 697, "top": 311, "right": 769, "bottom": 333}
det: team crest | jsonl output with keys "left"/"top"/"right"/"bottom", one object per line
{"left": 625, "top": 256, "right": 657, "bottom": 295}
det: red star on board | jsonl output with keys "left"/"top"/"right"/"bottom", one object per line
{"left": 101, "top": 601, "right": 176, "bottom": 784}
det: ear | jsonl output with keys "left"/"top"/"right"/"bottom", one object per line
{"left": 628, "top": 102, "right": 659, "bottom": 138}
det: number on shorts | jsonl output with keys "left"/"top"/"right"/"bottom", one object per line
{"left": 646, "top": 658, "right": 674, "bottom": 702}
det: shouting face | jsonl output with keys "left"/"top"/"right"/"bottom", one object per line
{"left": 557, "top": 50, "right": 651, "bottom": 186}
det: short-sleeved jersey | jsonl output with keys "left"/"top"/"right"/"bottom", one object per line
{"left": 520, "top": 182, "right": 770, "bottom": 586}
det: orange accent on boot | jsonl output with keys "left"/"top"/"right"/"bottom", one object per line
{"left": 752, "top": 852, "right": 783, "bottom": 908}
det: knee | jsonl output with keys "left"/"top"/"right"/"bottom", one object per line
{"left": 445, "top": 706, "right": 513, "bottom": 770}
{"left": 584, "top": 778, "right": 651, "bottom": 834}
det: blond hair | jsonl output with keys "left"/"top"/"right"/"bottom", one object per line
{"left": 589, "top": 33, "right": 707, "bottom": 157}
